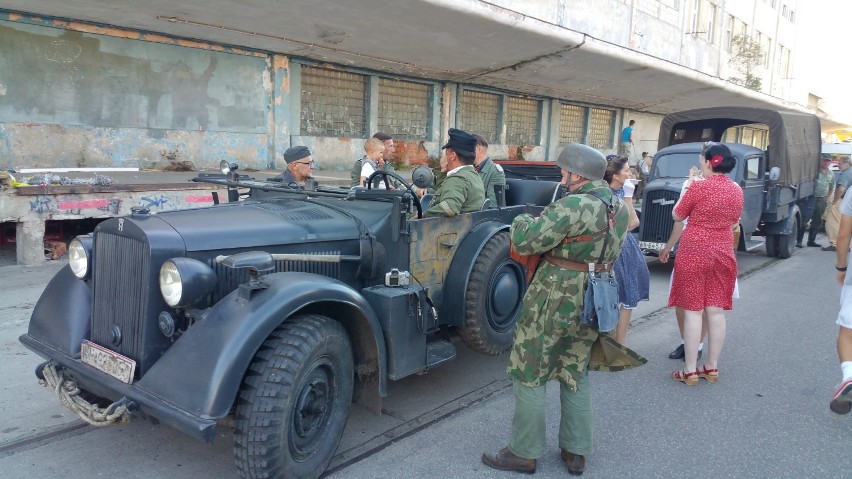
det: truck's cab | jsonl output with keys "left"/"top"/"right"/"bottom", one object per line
{"left": 638, "top": 107, "right": 821, "bottom": 259}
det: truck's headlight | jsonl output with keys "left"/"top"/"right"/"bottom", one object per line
{"left": 159, "top": 258, "right": 217, "bottom": 308}
{"left": 68, "top": 238, "right": 91, "bottom": 279}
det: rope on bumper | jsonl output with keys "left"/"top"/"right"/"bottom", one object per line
{"left": 39, "top": 362, "right": 131, "bottom": 427}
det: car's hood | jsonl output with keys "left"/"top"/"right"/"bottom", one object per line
{"left": 154, "top": 199, "right": 361, "bottom": 251}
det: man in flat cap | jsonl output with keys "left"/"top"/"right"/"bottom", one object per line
{"left": 424, "top": 128, "right": 485, "bottom": 217}
{"left": 275, "top": 145, "right": 315, "bottom": 187}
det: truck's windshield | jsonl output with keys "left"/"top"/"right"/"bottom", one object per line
{"left": 653, "top": 151, "right": 739, "bottom": 180}
{"left": 653, "top": 152, "right": 701, "bottom": 178}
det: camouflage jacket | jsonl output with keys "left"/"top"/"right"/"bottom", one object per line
{"left": 424, "top": 166, "right": 485, "bottom": 217}
{"left": 476, "top": 157, "right": 506, "bottom": 205}
{"left": 507, "top": 181, "right": 647, "bottom": 390}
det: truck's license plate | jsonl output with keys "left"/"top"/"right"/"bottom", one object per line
{"left": 639, "top": 241, "right": 666, "bottom": 251}
{"left": 80, "top": 340, "right": 136, "bottom": 384}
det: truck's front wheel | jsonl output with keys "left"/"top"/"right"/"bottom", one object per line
{"left": 460, "top": 231, "right": 525, "bottom": 355}
{"left": 234, "top": 315, "right": 354, "bottom": 479}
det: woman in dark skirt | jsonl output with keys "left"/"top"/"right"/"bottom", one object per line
{"left": 605, "top": 156, "right": 650, "bottom": 345}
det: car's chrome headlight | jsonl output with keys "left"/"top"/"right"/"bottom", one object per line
{"left": 68, "top": 237, "right": 92, "bottom": 279}
{"left": 159, "top": 258, "right": 217, "bottom": 308}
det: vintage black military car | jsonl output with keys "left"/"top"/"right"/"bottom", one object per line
{"left": 19, "top": 166, "right": 560, "bottom": 479}
{"left": 638, "top": 107, "right": 821, "bottom": 259}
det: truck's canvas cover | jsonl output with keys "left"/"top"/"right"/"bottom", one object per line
{"left": 658, "top": 107, "right": 821, "bottom": 185}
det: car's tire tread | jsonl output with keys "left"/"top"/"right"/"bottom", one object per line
{"left": 234, "top": 315, "right": 353, "bottom": 479}
{"left": 460, "top": 231, "right": 522, "bottom": 355}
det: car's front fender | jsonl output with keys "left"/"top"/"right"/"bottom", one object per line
{"left": 136, "top": 272, "right": 387, "bottom": 419}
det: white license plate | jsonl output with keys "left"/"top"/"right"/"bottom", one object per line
{"left": 80, "top": 340, "right": 136, "bottom": 384}
{"left": 639, "top": 241, "right": 666, "bottom": 251}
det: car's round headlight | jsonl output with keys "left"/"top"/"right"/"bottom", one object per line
{"left": 159, "top": 261, "right": 183, "bottom": 307}
{"left": 68, "top": 239, "right": 89, "bottom": 279}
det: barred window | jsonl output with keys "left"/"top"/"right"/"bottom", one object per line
{"left": 378, "top": 78, "right": 431, "bottom": 140}
{"left": 558, "top": 104, "right": 586, "bottom": 146}
{"left": 300, "top": 66, "right": 366, "bottom": 137}
{"left": 722, "top": 127, "right": 740, "bottom": 143}
{"left": 505, "top": 96, "right": 541, "bottom": 146}
{"left": 741, "top": 128, "right": 754, "bottom": 146}
{"left": 459, "top": 90, "right": 500, "bottom": 144}
{"left": 588, "top": 108, "right": 615, "bottom": 149}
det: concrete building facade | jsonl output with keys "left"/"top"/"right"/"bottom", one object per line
{"left": 0, "top": 0, "right": 821, "bottom": 173}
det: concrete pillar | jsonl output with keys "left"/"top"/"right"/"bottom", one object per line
{"left": 16, "top": 221, "right": 46, "bottom": 266}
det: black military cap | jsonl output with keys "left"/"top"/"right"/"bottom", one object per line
{"left": 283, "top": 145, "right": 311, "bottom": 163}
{"left": 441, "top": 128, "right": 477, "bottom": 157}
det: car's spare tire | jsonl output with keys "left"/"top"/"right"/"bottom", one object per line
{"left": 459, "top": 231, "right": 525, "bottom": 355}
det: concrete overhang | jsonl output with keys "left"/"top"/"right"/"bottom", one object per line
{"left": 3, "top": 0, "right": 849, "bottom": 130}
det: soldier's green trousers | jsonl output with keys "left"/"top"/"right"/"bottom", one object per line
{"left": 507, "top": 373, "right": 592, "bottom": 459}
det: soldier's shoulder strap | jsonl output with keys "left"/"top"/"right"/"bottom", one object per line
{"left": 583, "top": 190, "right": 621, "bottom": 265}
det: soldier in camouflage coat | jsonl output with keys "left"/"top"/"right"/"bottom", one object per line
{"left": 483, "top": 144, "right": 647, "bottom": 476}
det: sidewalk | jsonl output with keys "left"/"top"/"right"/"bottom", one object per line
{"left": 328, "top": 243, "right": 852, "bottom": 478}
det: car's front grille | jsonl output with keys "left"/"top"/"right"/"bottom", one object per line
{"left": 91, "top": 233, "right": 150, "bottom": 366}
{"left": 641, "top": 190, "right": 680, "bottom": 243}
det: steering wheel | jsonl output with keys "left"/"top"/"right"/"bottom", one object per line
{"left": 365, "top": 170, "right": 423, "bottom": 218}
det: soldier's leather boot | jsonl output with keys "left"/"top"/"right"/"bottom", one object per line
{"left": 561, "top": 449, "right": 585, "bottom": 476}
{"left": 481, "top": 448, "right": 536, "bottom": 474}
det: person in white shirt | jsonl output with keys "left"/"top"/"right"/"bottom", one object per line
{"left": 359, "top": 138, "right": 387, "bottom": 189}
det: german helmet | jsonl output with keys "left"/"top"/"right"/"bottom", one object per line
{"left": 556, "top": 144, "right": 607, "bottom": 181}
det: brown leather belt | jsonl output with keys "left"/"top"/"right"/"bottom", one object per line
{"left": 543, "top": 253, "right": 612, "bottom": 273}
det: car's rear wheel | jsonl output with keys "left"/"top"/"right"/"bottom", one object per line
{"left": 234, "top": 315, "right": 353, "bottom": 479}
{"left": 460, "top": 232, "right": 525, "bottom": 355}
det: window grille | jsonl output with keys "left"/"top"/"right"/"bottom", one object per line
{"left": 505, "top": 96, "right": 541, "bottom": 146}
{"left": 588, "top": 108, "right": 615, "bottom": 149}
{"left": 558, "top": 104, "right": 586, "bottom": 146}
{"left": 378, "top": 78, "right": 431, "bottom": 140}
{"left": 300, "top": 66, "right": 366, "bottom": 137}
{"left": 459, "top": 90, "right": 500, "bottom": 144}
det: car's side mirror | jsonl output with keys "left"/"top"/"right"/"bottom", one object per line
{"left": 411, "top": 166, "right": 435, "bottom": 189}
{"left": 768, "top": 167, "right": 780, "bottom": 181}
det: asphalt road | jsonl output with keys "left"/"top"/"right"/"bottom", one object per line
{"left": 0, "top": 237, "right": 850, "bottom": 479}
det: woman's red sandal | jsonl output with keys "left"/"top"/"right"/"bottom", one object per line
{"left": 672, "top": 369, "right": 699, "bottom": 386}
{"left": 698, "top": 365, "right": 719, "bottom": 383}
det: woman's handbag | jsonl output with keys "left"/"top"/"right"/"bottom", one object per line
{"left": 580, "top": 191, "right": 621, "bottom": 333}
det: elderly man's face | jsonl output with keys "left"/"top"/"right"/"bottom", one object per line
{"left": 290, "top": 155, "right": 314, "bottom": 182}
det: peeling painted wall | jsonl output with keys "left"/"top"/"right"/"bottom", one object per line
{"left": 0, "top": 20, "right": 271, "bottom": 170}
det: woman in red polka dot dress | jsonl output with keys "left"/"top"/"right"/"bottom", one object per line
{"left": 669, "top": 143, "right": 744, "bottom": 386}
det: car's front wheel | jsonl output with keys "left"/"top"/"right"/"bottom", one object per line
{"left": 234, "top": 315, "right": 353, "bottom": 479}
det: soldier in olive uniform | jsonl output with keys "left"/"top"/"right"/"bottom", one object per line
{"left": 473, "top": 135, "right": 506, "bottom": 206}
{"left": 482, "top": 144, "right": 647, "bottom": 476}
{"left": 424, "top": 128, "right": 485, "bottom": 217}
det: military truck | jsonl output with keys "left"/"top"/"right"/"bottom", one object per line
{"left": 638, "top": 107, "right": 821, "bottom": 259}
{"left": 19, "top": 165, "right": 562, "bottom": 479}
